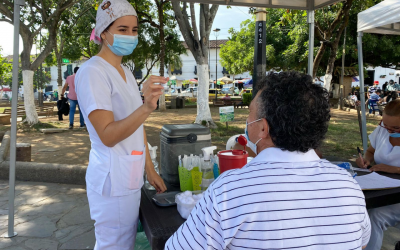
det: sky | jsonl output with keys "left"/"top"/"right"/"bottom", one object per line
{"left": 0, "top": 5, "right": 252, "bottom": 57}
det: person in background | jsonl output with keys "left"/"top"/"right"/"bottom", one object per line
{"left": 383, "top": 81, "right": 388, "bottom": 93}
{"left": 53, "top": 90, "right": 58, "bottom": 101}
{"left": 62, "top": 67, "right": 85, "bottom": 129}
{"left": 386, "top": 79, "right": 400, "bottom": 94}
{"left": 368, "top": 81, "right": 379, "bottom": 98}
{"left": 356, "top": 99, "right": 400, "bottom": 250}
{"left": 369, "top": 89, "right": 381, "bottom": 114}
{"left": 166, "top": 71, "right": 370, "bottom": 250}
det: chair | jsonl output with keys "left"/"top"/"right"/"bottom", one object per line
{"left": 368, "top": 99, "right": 378, "bottom": 114}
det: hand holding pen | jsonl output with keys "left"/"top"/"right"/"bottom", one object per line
{"left": 356, "top": 147, "right": 372, "bottom": 169}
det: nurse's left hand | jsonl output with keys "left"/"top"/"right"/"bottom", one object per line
{"left": 369, "top": 164, "right": 400, "bottom": 174}
{"left": 147, "top": 169, "right": 167, "bottom": 193}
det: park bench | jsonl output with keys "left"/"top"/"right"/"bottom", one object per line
{"left": 212, "top": 100, "right": 225, "bottom": 107}
{"left": 3, "top": 103, "right": 56, "bottom": 118}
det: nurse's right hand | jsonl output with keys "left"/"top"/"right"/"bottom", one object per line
{"left": 142, "top": 75, "right": 169, "bottom": 112}
{"left": 356, "top": 157, "right": 370, "bottom": 169}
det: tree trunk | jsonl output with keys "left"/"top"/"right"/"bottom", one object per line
{"left": 171, "top": 2, "right": 218, "bottom": 127}
{"left": 56, "top": 50, "right": 63, "bottom": 98}
{"left": 195, "top": 64, "right": 213, "bottom": 124}
{"left": 22, "top": 70, "right": 39, "bottom": 124}
{"left": 158, "top": 4, "right": 167, "bottom": 111}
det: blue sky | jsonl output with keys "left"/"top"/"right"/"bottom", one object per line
{"left": 0, "top": 5, "right": 252, "bottom": 56}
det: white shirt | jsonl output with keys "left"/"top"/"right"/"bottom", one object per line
{"left": 369, "top": 125, "right": 400, "bottom": 167}
{"left": 165, "top": 148, "right": 371, "bottom": 250}
{"left": 75, "top": 56, "right": 145, "bottom": 196}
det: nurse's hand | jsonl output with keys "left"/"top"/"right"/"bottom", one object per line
{"left": 369, "top": 164, "right": 400, "bottom": 174}
{"left": 142, "top": 76, "right": 169, "bottom": 112}
{"left": 356, "top": 157, "right": 370, "bottom": 169}
{"left": 146, "top": 169, "right": 167, "bottom": 193}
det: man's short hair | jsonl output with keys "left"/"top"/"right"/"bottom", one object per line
{"left": 74, "top": 67, "right": 80, "bottom": 74}
{"left": 384, "top": 99, "right": 400, "bottom": 117}
{"left": 376, "top": 89, "right": 382, "bottom": 94}
{"left": 389, "top": 79, "right": 394, "bottom": 84}
{"left": 256, "top": 71, "right": 331, "bottom": 153}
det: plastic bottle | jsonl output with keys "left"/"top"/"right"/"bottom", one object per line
{"left": 200, "top": 146, "right": 217, "bottom": 190}
{"left": 144, "top": 145, "right": 159, "bottom": 190}
{"left": 212, "top": 155, "right": 220, "bottom": 179}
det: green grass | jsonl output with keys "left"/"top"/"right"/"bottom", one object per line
{"left": 0, "top": 107, "right": 10, "bottom": 113}
{"left": 320, "top": 118, "right": 378, "bottom": 159}
{"left": 211, "top": 122, "right": 244, "bottom": 152}
{"left": 17, "top": 121, "right": 64, "bottom": 132}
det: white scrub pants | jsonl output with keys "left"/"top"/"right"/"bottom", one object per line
{"left": 364, "top": 203, "right": 400, "bottom": 250}
{"left": 87, "top": 175, "right": 141, "bottom": 250}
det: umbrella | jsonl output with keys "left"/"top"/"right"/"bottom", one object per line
{"left": 1, "top": 87, "right": 11, "bottom": 92}
{"left": 218, "top": 76, "right": 233, "bottom": 83}
{"left": 244, "top": 79, "right": 253, "bottom": 88}
{"left": 188, "top": 78, "right": 198, "bottom": 83}
{"left": 214, "top": 80, "right": 224, "bottom": 85}
{"left": 170, "top": 75, "right": 177, "bottom": 80}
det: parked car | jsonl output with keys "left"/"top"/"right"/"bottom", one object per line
{"left": 209, "top": 89, "right": 225, "bottom": 99}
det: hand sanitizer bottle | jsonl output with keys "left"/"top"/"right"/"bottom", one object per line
{"left": 200, "top": 146, "right": 217, "bottom": 190}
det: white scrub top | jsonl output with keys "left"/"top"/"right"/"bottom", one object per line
{"left": 369, "top": 125, "right": 400, "bottom": 167}
{"left": 75, "top": 56, "right": 145, "bottom": 196}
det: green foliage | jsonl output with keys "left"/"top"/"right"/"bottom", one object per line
{"left": 0, "top": 47, "right": 12, "bottom": 86}
{"left": 242, "top": 93, "right": 253, "bottom": 106}
{"left": 221, "top": 0, "right": 400, "bottom": 76}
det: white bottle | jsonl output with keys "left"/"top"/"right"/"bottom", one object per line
{"left": 144, "top": 145, "right": 159, "bottom": 190}
{"left": 200, "top": 146, "right": 217, "bottom": 190}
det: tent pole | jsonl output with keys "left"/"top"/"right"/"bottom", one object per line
{"left": 2, "top": 0, "right": 25, "bottom": 238}
{"left": 307, "top": 10, "right": 315, "bottom": 77}
{"left": 357, "top": 31, "right": 368, "bottom": 154}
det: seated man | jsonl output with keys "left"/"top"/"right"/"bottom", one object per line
{"left": 165, "top": 71, "right": 370, "bottom": 250}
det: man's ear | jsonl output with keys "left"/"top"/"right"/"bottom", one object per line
{"left": 258, "top": 118, "right": 269, "bottom": 139}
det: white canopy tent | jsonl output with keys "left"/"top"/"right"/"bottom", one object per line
{"left": 357, "top": 0, "right": 400, "bottom": 153}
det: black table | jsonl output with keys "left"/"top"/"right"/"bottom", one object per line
{"left": 139, "top": 171, "right": 400, "bottom": 250}
{"left": 358, "top": 171, "right": 400, "bottom": 209}
{"left": 139, "top": 182, "right": 184, "bottom": 250}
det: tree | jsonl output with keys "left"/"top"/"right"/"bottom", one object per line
{"left": 0, "top": 0, "right": 79, "bottom": 124}
{"left": 0, "top": 47, "right": 12, "bottom": 86}
{"left": 132, "top": 0, "right": 184, "bottom": 111}
{"left": 172, "top": 2, "right": 219, "bottom": 127}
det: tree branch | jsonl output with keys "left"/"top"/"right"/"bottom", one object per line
{"left": 0, "top": 18, "right": 13, "bottom": 25}
{"left": 137, "top": 11, "right": 160, "bottom": 29}
{"left": 190, "top": 3, "right": 200, "bottom": 42}
{"left": 171, "top": 1, "right": 195, "bottom": 54}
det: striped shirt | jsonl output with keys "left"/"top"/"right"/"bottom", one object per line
{"left": 165, "top": 148, "right": 371, "bottom": 250}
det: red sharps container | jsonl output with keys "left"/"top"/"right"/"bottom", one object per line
{"left": 217, "top": 150, "right": 249, "bottom": 173}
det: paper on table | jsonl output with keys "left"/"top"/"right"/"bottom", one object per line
{"left": 353, "top": 167, "right": 372, "bottom": 173}
{"left": 355, "top": 172, "right": 400, "bottom": 190}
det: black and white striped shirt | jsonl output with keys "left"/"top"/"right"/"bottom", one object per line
{"left": 165, "top": 148, "right": 371, "bottom": 250}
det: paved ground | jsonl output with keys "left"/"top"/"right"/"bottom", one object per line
{"left": 0, "top": 180, "right": 399, "bottom": 250}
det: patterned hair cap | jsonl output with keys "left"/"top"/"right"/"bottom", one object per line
{"left": 93, "top": 0, "right": 137, "bottom": 45}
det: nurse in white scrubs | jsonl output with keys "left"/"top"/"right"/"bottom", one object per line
{"left": 75, "top": 0, "right": 167, "bottom": 249}
{"left": 356, "top": 99, "right": 400, "bottom": 250}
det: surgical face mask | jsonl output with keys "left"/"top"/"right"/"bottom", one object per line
{"left": 389, "top": 132, "right": 400, "bottom": 138}
{"left": 105, "top": 30, "right": 138, "bottom": 56}
{"left": 245, "top": 118, "right": 263, "bottom": 155}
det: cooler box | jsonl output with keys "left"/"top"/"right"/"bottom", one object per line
{"left": 160, "top": 124, "right": 211, "bottom": 186}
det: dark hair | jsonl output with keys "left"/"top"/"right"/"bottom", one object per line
{"left": 386, "top": 91, "right": 398, "bottom": 103}
{"left": 257, "top": 71, "right": 331, "bottom": 152}
{"left": 74, "top": 67, "right": 79, "bottom": 74}
{"left": 384, "top": 99, "right": 400, "bottom": 117}
{"left": 376, "top": 89, "right": 382, "bottom": 94}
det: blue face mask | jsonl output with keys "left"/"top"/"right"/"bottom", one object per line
{"left": 389, "top": 132, "right": 400, "bottom": 138}
{"left": 106, "top": 30, "right": 138, "bottom": 56}
{"left": 245, "top": 119, "right": 263, "bottom": 155}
